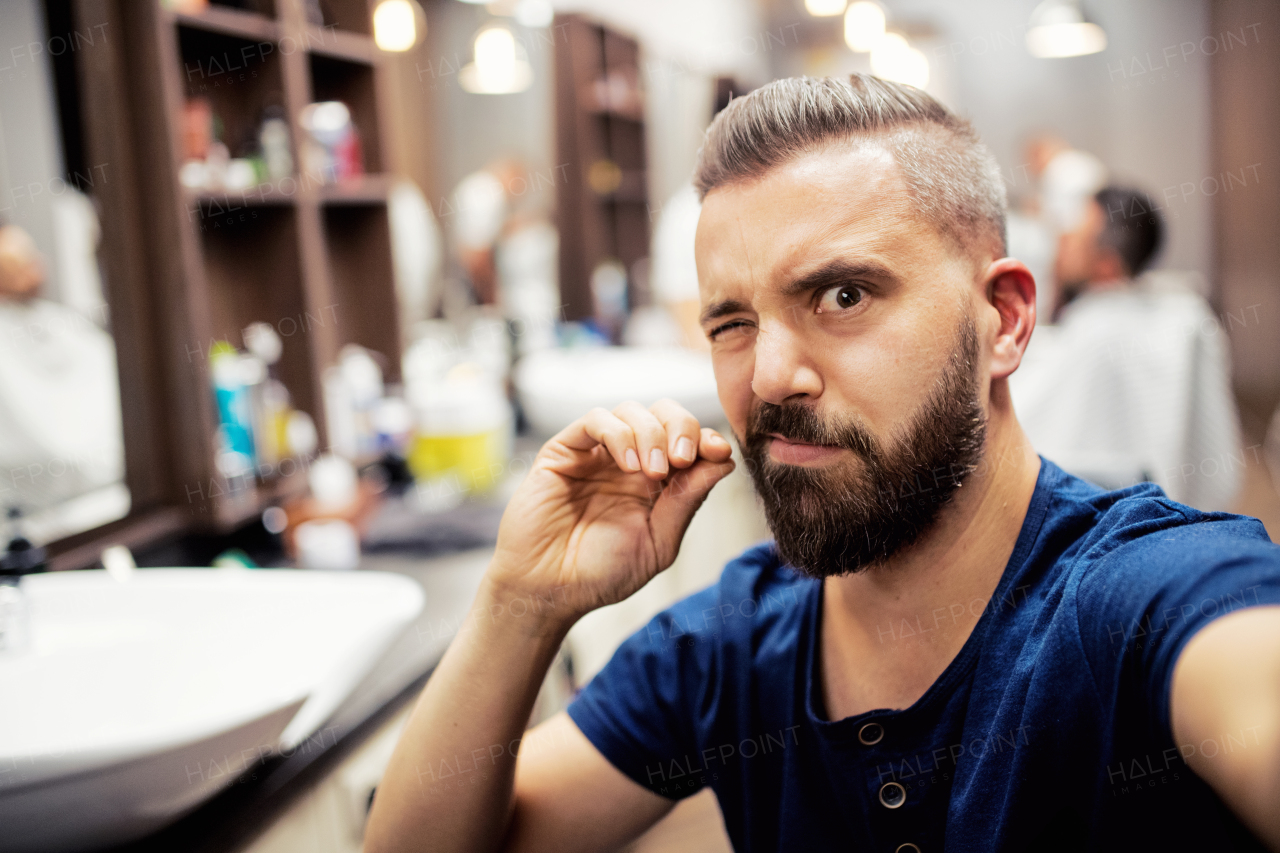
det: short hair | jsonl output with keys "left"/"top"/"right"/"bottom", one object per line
{"left": 1094, "top": 186, "right": 1163, "bottom": 276}
{"left": 693, "top": 74, "right": 1007, "bottom": 260}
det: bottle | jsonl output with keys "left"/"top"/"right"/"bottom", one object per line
{"left": 259, "top": 106, "right": 294, "bottom": 182}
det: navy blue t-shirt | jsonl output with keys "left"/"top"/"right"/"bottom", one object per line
{"left": 566, "top": 459, "right": 1280, "bottom": 851}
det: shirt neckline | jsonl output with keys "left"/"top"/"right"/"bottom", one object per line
{"left": 802, "top": 457, "right": 1059, "bottom": 741}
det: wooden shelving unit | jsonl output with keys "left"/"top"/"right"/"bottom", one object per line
{"left": 553, "top": 14, "right": 651, "bottom": 321}
{"left": 70, "top": 0, "right": 402, "bottom": 537}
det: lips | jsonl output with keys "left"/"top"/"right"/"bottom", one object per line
{"left": 767, "top": 434, "right": 845, "bottom": 465}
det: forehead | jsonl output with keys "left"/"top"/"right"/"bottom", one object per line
{"left": 695, "top": 142, "right": 946, "bottom": 302}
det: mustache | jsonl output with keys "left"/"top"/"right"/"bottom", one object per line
{"left": 744, "top": 401, "right": 876, "bottom": 460}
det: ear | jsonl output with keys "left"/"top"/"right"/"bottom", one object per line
{"left": 984, "top": 257, "right": 1036, "bottom": 380}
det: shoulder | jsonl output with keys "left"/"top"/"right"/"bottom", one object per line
{"left": 1031, "top": 463, "right": 1280, "bottom": 614}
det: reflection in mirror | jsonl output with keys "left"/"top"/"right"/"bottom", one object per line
{"left": 0, "top": 0, "right": 128, "bottom": 547}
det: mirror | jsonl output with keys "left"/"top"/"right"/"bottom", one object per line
{"left": 0, "top": 0, "right": 129, "bottom": 546}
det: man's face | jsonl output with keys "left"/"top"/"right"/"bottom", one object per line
{"left": 1053, "top": 197, "right": 1106, "bottom": 295}
{"left": 695, "top": 142, "right": 994, "bottom": 576}
{"left": 0, "top": 226, "right": 45, "bottom": 301}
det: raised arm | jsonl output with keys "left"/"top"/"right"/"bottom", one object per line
{"left": 363, "top": 400, "right": 736, "bottom": 853}
{"left": 1171, "top": 605, "right": 1280, "bottom": 850}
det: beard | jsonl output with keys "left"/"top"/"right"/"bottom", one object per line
{"left": 738, "top": 317, "right": 987, "bottom": 578}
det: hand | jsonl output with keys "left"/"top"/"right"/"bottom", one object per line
{"left": 489, "top": 399, "right": 736, "bottom": 623}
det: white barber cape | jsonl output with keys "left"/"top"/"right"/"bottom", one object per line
{"left": 1009, "top": 276, "right": 1242, "bottom": 511}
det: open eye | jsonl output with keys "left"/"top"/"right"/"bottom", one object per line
{"left": 815, "top": 284, "right": 865, "bottom": 313}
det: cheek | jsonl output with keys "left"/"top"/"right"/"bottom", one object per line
{"left": 712, "top": 352, "right": 754, "bottom": 438}
{"left": 818, "top": 323, "right": 952, "bottom": 428}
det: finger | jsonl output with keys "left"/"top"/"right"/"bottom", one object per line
{"left": 612, "top": 401, "right": 669, "bottom": 479}
{"left": 552, "top": 407, "right": 641, "bottom": 473}
{"left": 649, "top": 398, "right": 701, "bottom": 469}
{"left": 697, "top": 427, "right": 735, "bottom": 463}
{"left": 649, "top": 457, "right": 736, "bottom": 565}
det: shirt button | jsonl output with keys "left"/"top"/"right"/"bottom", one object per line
{"left": 878, "top": 781, "right": 906, "bottom": 809}
{"left": 858, "top": 722, "right": 884, "bottom": 745}
{"left": 896, "top": 845, "right": 921, "bottom": 853}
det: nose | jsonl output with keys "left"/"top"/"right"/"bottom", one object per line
{"left": 750, "top": 320, "right": 823, "bottom": 405}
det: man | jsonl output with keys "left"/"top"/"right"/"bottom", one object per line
{"left": 0, "top": 221, "right": 125, "bottom": 520}
{"left": 366, "top": 76, "right": 1280, "bottom": 852}
{"left": 450, "top": 158, "right": 529, "bottom": 306}
{"left": 1011, "top": 186, "right": 1242, "bottom": 510}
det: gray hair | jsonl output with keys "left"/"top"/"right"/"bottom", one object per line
{"left": 693, "top": 74, "right": 1007, "bottom": 260}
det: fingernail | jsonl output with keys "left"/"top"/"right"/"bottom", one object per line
{"left": 649, "top": 447, "right": 668, "bottom": 473}
{"left": 675, "top": 437, "right": 694, "bottom": 461}
{"left": 625, "top": 448, "right": 640, "bottom": 471}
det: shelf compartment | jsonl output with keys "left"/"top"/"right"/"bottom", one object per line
{"left": 308, "top": 52, "right": 383, "bottom": 173}
{"left": 177, "top": 24, "right": 290, "bottom": 165}
{"left": 322, "top": 204, "right": 401, "bottom": 381}
{"left": 198, "top": 206, "right": 320, "bottom": 426}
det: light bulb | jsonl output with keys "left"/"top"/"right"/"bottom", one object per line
{"left": 460, "top": 26, "right": 533, "bottom": 94}
{"left": 844, "top": 1, "right": 885, "bottom": 52}
{"left": 805, "top": 0, "right": 847, "bottom": 17}
{"left": 1025, "top": 0, "right": 1107, "bottom": 58}
{"left": 870, "top": 33, "right": 929, "bottom": 88}
{"left": 373, "top": 0, "right": 425, "bottom": 52}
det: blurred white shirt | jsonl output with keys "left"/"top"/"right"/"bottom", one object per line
{"left": 451, "top": 170, "right": 507, "bottom": 252}
{"left": 1010, "top": 275, "right": 1242, "bottom": 511}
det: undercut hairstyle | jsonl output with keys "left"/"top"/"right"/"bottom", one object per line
{"left": 693, "top": 74, "right": 1008, "bottom": 261}
{"left": 1094, "top": 185, "right": 1164, "bottom": 277}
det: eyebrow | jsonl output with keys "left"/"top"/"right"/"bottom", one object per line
{"left": 700, "top": 258, "right": 898, "bottom": 325}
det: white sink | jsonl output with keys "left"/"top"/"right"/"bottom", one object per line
{"left": 0, "top": 567, "right": 424, "bottom": 853}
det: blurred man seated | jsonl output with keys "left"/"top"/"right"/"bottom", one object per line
{"left": 1009, "top": 186, "right": 1242, "bottom": 510}
{"left": 0, "top": 221, "right": 126, "bottom": 538}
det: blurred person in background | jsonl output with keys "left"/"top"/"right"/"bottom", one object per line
{"left": 449, "top": 158, "right": 530, "bottom": 307}
{"left": 447, "top": 158, "right": 559, "bottom": 354}
{"left": 1005, "top": 134, "right": 1108, "bottom": 323}
{"left": 1010, "top": 186, "right": 1242, "bottom": 510}
{"left": 0, "top": 221, "right": 125, "bottom": 527}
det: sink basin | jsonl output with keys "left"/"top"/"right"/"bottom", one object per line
{"left": 0, "top": 568, "right": 424, "bottom": 853}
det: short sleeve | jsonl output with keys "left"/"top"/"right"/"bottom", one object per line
{"left": 566, "top": 585, "right": 721, "bottom": 800}
{"left": 1075, "top": 506, "right": 1280, "bottom": 742}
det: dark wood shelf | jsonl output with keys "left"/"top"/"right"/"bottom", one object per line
{"left": 305, "top": 24, "right": 376, "bottom": 64}
{"left": 322, "top": 203, "right": 402, "bottom": 382}
{"left": 313, "top": 0, "right": 373, "bottom": 36}
{"left": 555, "top": 14, "right": 651, "bottom": 323}
{"left": 70, "top": 0, "right": 404, "bottom": 548}
{"left": 318, "top": 172, "right": 390, "bottom": 204}
{"left": 169, "top": 7, "right": 279, "bottom": 42}
{"left": 188, "top": 185, "right": 300, "bottom": 207}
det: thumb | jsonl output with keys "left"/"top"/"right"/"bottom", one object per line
{"left": 649, "top": 457, "right": 736, "bottom": 566}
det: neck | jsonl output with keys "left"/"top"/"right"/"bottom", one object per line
{"left": 818, "top": 397, "right": 1040, "bottom": 715}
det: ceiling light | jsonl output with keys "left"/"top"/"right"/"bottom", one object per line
{"left": 1026, "top": 0, "right": 1107, "bottom": 58}
{"left": 460, "top": 26, "right": 533, "bottom": 94}
{"left": 843, "top": 1, "right": 886, "bottom": 52}
{"left": 373, "top": 0, "right": 426, "bottom": 52}
{"left": 514, "top": 0, "right": 553, "bottom": 28}
{"left": 805, "top": 0, "right": 848, "bottom": 17}
{"left": 870, "top": 32, "right": 929, "bottom": 88}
